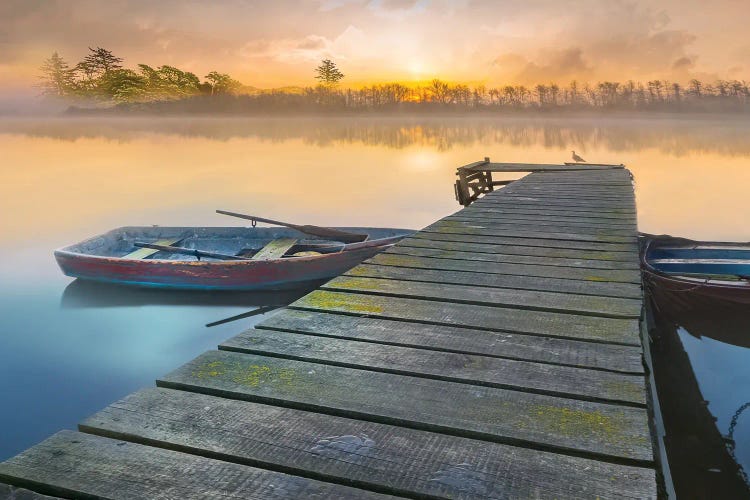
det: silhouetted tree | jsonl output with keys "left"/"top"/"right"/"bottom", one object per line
{"left": 81, "top": 47, "right": 123, "bottom": 77}
{"left": 315, "top": 59, "right": 344, "bottom": 87}
{"left": 39, "top": 52, "right": 74, "bottom": 96}
{"left": 205, "top": 71, "right": 241, "bottom": 95}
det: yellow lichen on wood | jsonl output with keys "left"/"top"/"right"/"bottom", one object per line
{"left": 529, "top": 404, "right": 625, "bottom": 444}
{"left": 301, "top": 291, "right": 384, "bottom": 314}
{"left": 192, "top": 360, "right": 226, "bottom": 379}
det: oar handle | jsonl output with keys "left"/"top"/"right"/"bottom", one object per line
{"left": 216, "top": 209, "right": 369, "bottom": 243}
{"left": 216, "top": 211, "right": 293, "bottom": 229}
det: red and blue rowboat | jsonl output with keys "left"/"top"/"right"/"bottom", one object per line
{"left": 641, "top": 234, "right": 750, "bottom": 305}
{"left": 55, "top": 225, "right": 413, "bottom": 290}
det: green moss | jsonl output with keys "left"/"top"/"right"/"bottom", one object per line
{"left": 192, "top": 360, "right": 226, "bottom": 379}
{"left": 603, "top": 379, "right": 645, "bottom": 404}
{"left": 191, "top": 359, "right": 297, "bottom": 388}
{"left": 529, "top": 404, "right": 623, "bottom": 443}
{"left": 585, "top": 276, "right": 609, "bottom": 282}
{"left": 587, "top": 252, "right": 618, "bottom": 261}
{"left": 301, "top": 291, "right": 384, "bottom": 314}
{"left": 328, "top": 277, "right": 380, "bottom": 291}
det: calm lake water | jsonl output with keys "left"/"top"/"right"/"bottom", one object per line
{"left": 1, "top": 115, "right": 749, "bottom": 489}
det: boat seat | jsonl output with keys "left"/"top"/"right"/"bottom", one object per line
{"left": 251, "top": 238, "right": 298, "bottom": 260}
{"left": 122, "top": 237, "right": 184, "bottom": 260}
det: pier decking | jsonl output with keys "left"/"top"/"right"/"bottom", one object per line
{"left": 0, "top": 162, "right": 658, "bottom": 498}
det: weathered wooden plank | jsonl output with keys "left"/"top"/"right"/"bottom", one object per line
{"left": 251, "top": 238, "right": 298, "bottom": 260}
{"left": 504, "top": 187, "right": 634, "bottom": 197}
{"left": 387, "top": 244, "right": 640, "bottom": 271}
{"left": 368, "top": 253, "right": 642, "bottom": 284}
{"left": 400, "top": 236, "right": 638, "bottom": 262}
{"left": 477, "top": 163, "right": 623, "bottom": 172}
{"left": 460, "top": 206, "right": 637, "bottom": 221}
{"left": 347, "top": 263, "right": 642, "bottom": 299}
{"left": 290, "top": 290, "right": 641, "bottom": 345}
{"left": 122, "top": 237, "right": 183, "bottom": 260}
{"left": 473, "top": 198, "right": 637, "bottom": 211}
{"left": 82, "top": 388, "right": 656, "bottom": 499}
{"left": 500, "top": 189, "right": 635, "bottom": 201}
{"left": 476, "top": 203, "right": 637, "bottom": 215}
{"left": 222, "top": 329, "right": 646, "bottom": 405}
{"left": 442, "top": 216, "right": 636, "bottom": 236}
{"left": 322, "top": 276, "right": 642, "bottom": 319}
{"left": 0, "top": 430, "right": 386, "bottom": 499}
{"left": 256, "top": 309, "right": 645, "bottom": 373}
{"left": 451, "top": 212, "right": 638, "bottom": 229}
{"left": 425, "top": 222, "right": 637, "bottom": 245}
{"left": 472, "top": 199, "right": 636, "bottom": 213}
{"left": 0, "top": 483, "right": 61, "bottom": 499}
{"left": 157, "top": 350, "right": 653, "bottom": 464}
{"left": 411, "top": 231, "right": 637, "bottom": 253}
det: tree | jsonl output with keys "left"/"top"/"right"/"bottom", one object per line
{"left": 205, "top": 71, "right": 241, "bottom": 95}
{"left": 81, "top": 47, "right": 123, "bottom": 77}
{"left": 427, "top": 79, "right": 451, "bottom": 104}
{"left": 315, "top": 59, "right": 344, "bottom": 87}
{"left": 39, "top": 52, "right": 74, "bottom": 96}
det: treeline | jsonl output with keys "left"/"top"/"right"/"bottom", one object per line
{"left": 112, "top": 79, "right": 750, "bottom": 114}
{"left": 41, "top": 48, "right": 750, "bottom": 113}
{"left": 39, "top": 48, "right": 242, "bottom": 102}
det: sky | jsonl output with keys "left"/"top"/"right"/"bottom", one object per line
{"left": 1, "top": 0, "right": 749, "bottom": 94}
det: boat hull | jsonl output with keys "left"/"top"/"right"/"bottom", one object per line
{"left": 641, "top": 234, "right": 750, "bottom": 305}
{"left": 55, "top": 226, "right": 412, "bottom": 290}
{"left": 56, "top": 245, "right": 391, "bottom": 290}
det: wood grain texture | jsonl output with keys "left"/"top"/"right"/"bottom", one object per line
{"left": 221, "top": 328, "right": 646, "bottom": 405}
{"left": 459, "top": 206, "right": 637, "bottom": 221}
{"left": 321, "top": 275, "right": 642, "bottom": 319}
{"left": 399, "top": 236, "right": 637, "bottom": 262}
{"left": 387, "top": 243, "right": 641, "bottom": 270}
{"left": 425, "top": 221, "right": 637, "bottom": 245}
{"left": 81, "top": 388, "right": 656, "bottom": 499}
{"left": 157, "top": 350, "right": 653, "bottom": 464}
{"left": 412, "top": 231, "right": 638, "bottom": 252}
{"left": 439, "top": 217, "right": 635, "bottom": 236}
{"left": 0, "top": 431, "right": 387, "bottom": 499}
{"left": 0, "top": 483, "right": 62, "bottom": 499}
{"left": 346, "top": 263, "right": 642, "bottom": 299}
{"left": 450, "top": 211, "right": 638, "bottom": 229}
{"left": 368, "top": 252, "right": 642, "bottom": 284}
{"left": 290, "top": 290, "right": 641, "bottom": 345}
{"left": 256, "top": 309, "right": 645, "bottom": 373}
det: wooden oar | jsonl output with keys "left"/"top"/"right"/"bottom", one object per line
{"left": 133, "top": 242, "right": 249, "bottom": 261}
{"left": 216, "top": 210, "right": 369, "bottom": 243}
{"left": 205, "top": 306, "right": 280, "bottom": 327}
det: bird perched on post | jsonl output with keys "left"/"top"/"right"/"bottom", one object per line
{"left": 571, "top": 150, "right": 586, "bottom": 163}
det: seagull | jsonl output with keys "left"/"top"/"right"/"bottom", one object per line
{"left": 571, "top": 150, "right": 586, "bottom": 163}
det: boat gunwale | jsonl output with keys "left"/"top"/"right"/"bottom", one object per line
{"left": 54, "top": 226, "right": 414, "bottom": 265}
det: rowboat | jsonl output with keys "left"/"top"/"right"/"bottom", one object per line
{"left": 55, "top": 224, "right": 413, "bottom": 290}
{"left": 641, "top": 234, "right": 750, "bottom": 305}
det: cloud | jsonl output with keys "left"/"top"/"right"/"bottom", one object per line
{"left": 0, "top": 0, "right": 747, "bottom": 92}
{"left": 514, "top": 48, "right": 593, "bottom": 84}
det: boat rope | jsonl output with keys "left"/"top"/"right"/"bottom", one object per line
{"left": 726, "top": 401, "right": 750, "bottom": 485}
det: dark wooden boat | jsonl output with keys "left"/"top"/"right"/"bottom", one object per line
{"left": 55, "top": 225, "right": 413, "bottom": 290}
{"left": 641, "top": 234, "right": 750, "bottom": 305}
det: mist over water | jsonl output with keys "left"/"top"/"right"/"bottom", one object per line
{"left": 1, "top": 116, "right": 749, "bottom": 487}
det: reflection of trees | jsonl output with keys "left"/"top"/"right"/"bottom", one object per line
{"left": 3, "top": 116, "right": 750, "bottom": 156}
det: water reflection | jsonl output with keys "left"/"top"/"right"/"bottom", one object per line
{"left": 2, "top": 115, "right": 750, "bottom": 156}
{"left": 60, "top": 279, "right": 314, "bottom": 309}
{"left": 2, "top": 115, "right": 750, "bottom": 481}
{"left": 649, "top": 291, "right": 750, "bottom": 496}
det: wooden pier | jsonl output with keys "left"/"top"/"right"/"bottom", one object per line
{"left": 0, "top": 161, "right": 658, "bottom": 498}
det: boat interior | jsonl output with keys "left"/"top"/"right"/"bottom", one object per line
{"left": 647, "top": 242, "right": 750, "bottom": 279}
{"left": 59, "top": 226, "right": 412, "bottom": 262}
